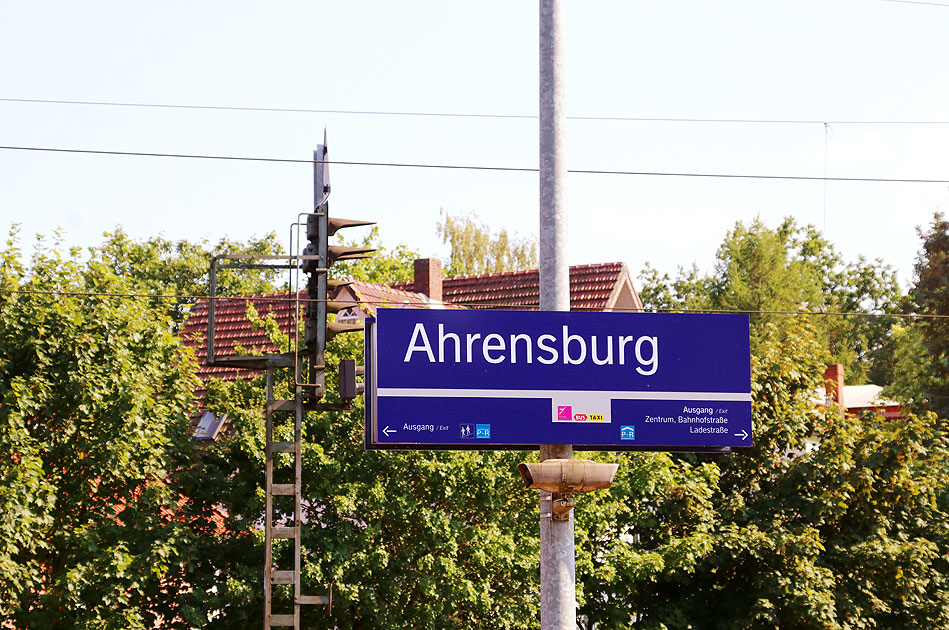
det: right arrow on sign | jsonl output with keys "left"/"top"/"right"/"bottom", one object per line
{"left": 735, "top": 429, "right": 749, "bottom": 441}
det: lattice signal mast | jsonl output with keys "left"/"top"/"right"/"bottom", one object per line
{"left": 206, "top": 133, "right": 373, "bottom": 629}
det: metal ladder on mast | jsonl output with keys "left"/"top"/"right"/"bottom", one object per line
{"left": 262, "top": 365, "right": 332, "bottom": 628}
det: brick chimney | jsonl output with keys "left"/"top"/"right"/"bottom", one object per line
{"left": 413, "top": 258, "right": 442, "bottom": 301}
{"left": 824, "top": 363, "right": 845, "bottom": 412}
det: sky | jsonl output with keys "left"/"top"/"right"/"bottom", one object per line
{"left": 2, "top": 0, "right": 949, "bottom": 290}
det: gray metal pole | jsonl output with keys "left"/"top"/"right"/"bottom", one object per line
{"left": 539, "top": 445, "right": 574, "bottom": 629}
{"left": 539, "top": 1, "right": 575, "bottom": 629}
{"left": 539, "top": 0, "right": 569, "bottom": 314}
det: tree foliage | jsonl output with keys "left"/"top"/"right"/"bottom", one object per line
{"left": 180, "top": 333, "right": 543, "bottom": 629}
{"left": 436, "top": 210, "right": 537, "bottom": 277}
{"left": 883, "top": 322, "right": 931, "bottom": 411}
{"left": 639, "top": 217, "right": 903, "bottom": 384}
{"left": 578, "top": 321, "right": 949, "bottom": 629}
{"left": 5, "top": 223, "right": 948, "bottom": 630}
{"left": 187, "top": 316, "right": 949, "bottom": 630}
{"left": 92, "top": 227, "right": 284, "bottom": 327}
{"left": 906, "top": 212, "right": 949, "bottom": 418}
{"left": 0, "top": 228, "right": 202, "bottom": 628}
{"left": 330, "top": 225, "right": 421, "bottom": 284}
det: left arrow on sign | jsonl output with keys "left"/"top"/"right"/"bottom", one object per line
{"left": 383, "top": 426, "right": 395, "bottom": 437}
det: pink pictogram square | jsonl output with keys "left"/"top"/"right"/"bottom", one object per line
{"left": 557, "top": 406, "right": 572, "bottom": 421}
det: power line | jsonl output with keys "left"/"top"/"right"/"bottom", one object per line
{"left": 875, "top": 0, "right": 949, "bottom": 7}
{"left": 3, "top": 97, "right": 949, "bottom": 126}
{"left": 0, "top": 288, "right": 939, "bottom": 319}
{"left": 0, "top": 98, "right": 540, "bottom": 120}
{"left": 2, "top": 144, "right": 949, "bottom": 185}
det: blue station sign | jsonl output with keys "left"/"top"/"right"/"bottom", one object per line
{"left": 364, "top": 309, "right": 752, "bottom": 451}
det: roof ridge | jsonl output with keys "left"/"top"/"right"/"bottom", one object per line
{"left": 443, "top": 261, "right": 625, "bottom": 282}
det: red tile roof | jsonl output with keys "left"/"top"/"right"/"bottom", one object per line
{"left": 180, "top": 263, "right": 633, "bottom": 391}
{"left": 180, "top": 292, "right": 299, "bottom": 386}
{"left": 180, "top": 284, "right": 454, "bottom": 389}
{"left": 394, "top": 262, "right": 628, "bottom": 311}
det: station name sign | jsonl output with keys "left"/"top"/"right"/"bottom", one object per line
{"left": 364, "top": 309, "right": 752, "bottom": 451}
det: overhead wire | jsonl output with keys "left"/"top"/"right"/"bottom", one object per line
{"left": 3, "top": 97, "right": 949, "bottom": 126}
{"left": 0, "top": 288, "right": 939, "bottom": 319}
{"left": 875, "top": 0, "right": 949, "bottom": 7}
{"left": 2, "top": 144, "right": 949, "bottom": 185}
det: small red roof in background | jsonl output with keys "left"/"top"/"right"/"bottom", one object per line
{"left": 348, "top": 281, "right": 437, "bottom": 311}
{"left": 341, "top": 280, "right": 466, "bottom": 316}
{"left": 392, "top": 262, "right": 628, "bottom": 311}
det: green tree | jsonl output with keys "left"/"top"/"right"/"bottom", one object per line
{"left": 639, "top": 217, "right": 903, "bottom": 384}
{"left": 883, "top": 322, "right": 931, "bottom": 411}
{"left": 791, "top": 224, "right": 903, "bottom": 385}
{"left": 0, "top": 229, "right": 202, "bottom": 629}
{"left": 130, "top": 231, "right": 541, "bottom": 628}
{"left": 709, "top": 217, "right": 822, "bottom": 316}
{"left": 907, "top": 212, "right": 949, "bottom": 418}
{"left": 575, "top": 451, "right": 720, "bottom": 628}
{"left": 330, "top": 225, "right": 420, "bottom": 284}
{"left": 18, "top": 222, "right": 940, "bottom": 628}
{"left": 92, "top": 227, "right": 284, "bottom": 327}
{"left": 436, "top": 210, "right": 537, "bottom": 277}
{"left": 637, "top": 262, "right": 712, "bottom": 313}
{"left": 180, "top": 332, "right": 544, "bottom": 629}
{"left": 586, "top": 320, "right": 949, "bottom": 629}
